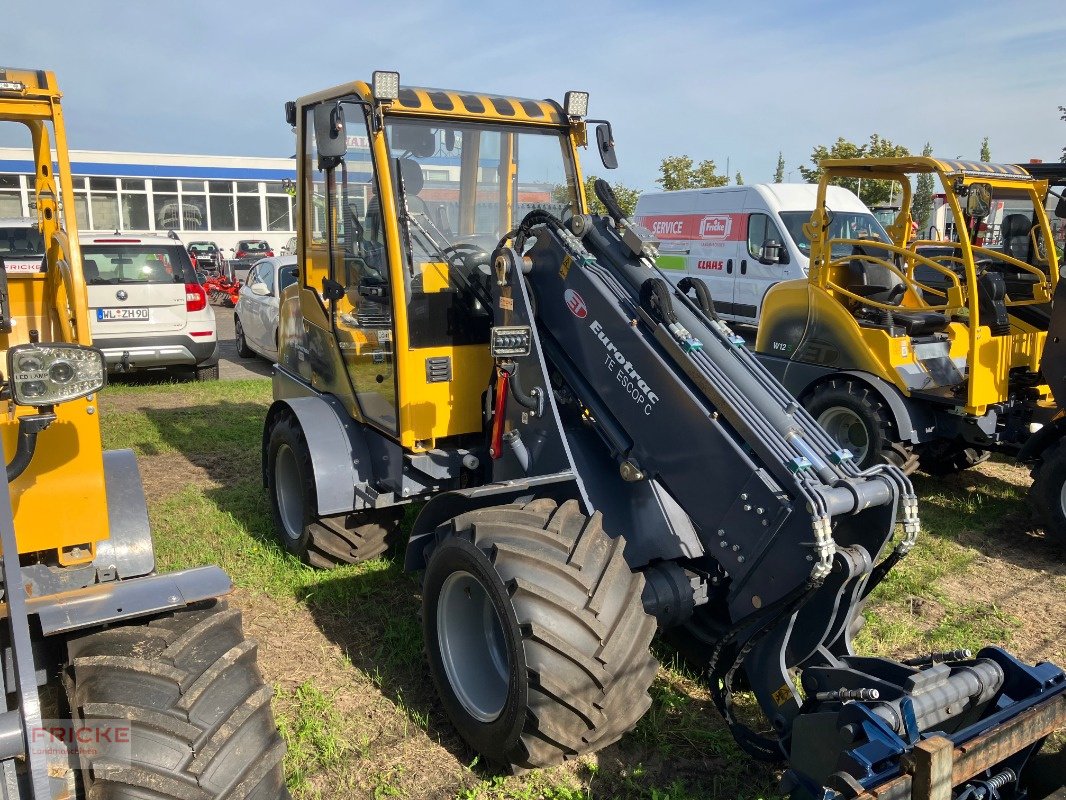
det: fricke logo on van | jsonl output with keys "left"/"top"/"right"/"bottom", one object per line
{"left": 564, "top": 288, "right": 588, "bottom": 318}
{"left": 699, "top": 215, "right": 732, "bottom": 240}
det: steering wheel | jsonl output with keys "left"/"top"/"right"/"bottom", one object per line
{"left": 440, "top": 243, "right": 490, "bottom": 270}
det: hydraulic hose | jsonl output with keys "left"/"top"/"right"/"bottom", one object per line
{"left": 6, "top": 412, "right": 56, "bottom": 482}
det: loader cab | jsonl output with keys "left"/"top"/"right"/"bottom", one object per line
{"left": 284, "top": 76, "right": 589, "bottom": 450}
{"left": 756, "top": 156, "right": 1059, "bottom": 418}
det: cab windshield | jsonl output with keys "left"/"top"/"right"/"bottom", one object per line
{"left": 381, "top": 117, "right": 580, "bottom": 347}
{"left": 779, "top": 211, "right": 890, "bottom": 258}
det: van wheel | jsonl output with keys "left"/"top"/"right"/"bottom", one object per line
{"left": 235, "top": 317, "right": 255, "bottom": 358}
{"left": 804, "top": 379, "right": 917, "bottom": 473}
{"left": 422, "top": 498, "right": 658, "bottom": 770}
{"left": 1029, "top": 439, "right": 1066, "bottom": 547}
{"left": 65, "top": 601, "right": 288, "bottom": 799}
{"left": 266, "top": 412, "right": 402, "bottom": 567}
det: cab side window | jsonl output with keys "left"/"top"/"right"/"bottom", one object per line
{"left": 747, "top": 213, "right": 785, "bottom": 261}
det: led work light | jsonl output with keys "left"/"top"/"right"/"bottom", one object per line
{"left": 564, "top": 90, "right": 589, "bottom": 118}
{"left": 372, "top": 71, "right": 400, "bottom": 102}
{"left": 8, "top": 343, "right": 106, "bottom": 406}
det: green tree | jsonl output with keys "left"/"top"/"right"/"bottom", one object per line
{"left": 980, "top": 136, "right": 991, "bottom": 162}
{"left": 1060, "top": 105, "right": 1066, "bottom": 160}
{"left": 911, "top": 142, "right": 935, "bottom": 231}
{"left": 734, "top": 172, "right": 744, "bottom": 185}
{"left": 656, "top": 155, "right": 729, "bottom": 191}
{"left": 773, "top": 152, "right": 785, "bottom": 183}
{"left": 577, "top": 175, "right": 641, "bottom": 217}
{"left": 798, "top": 134, "right": 911, "bottom": 206}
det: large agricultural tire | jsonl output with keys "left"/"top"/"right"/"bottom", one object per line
{"left": 804, "top": 379, "right": 918, "bottom": 473}
{"left": 65, "top": 601, "right": 288, "bottom": 799}
{"left": 266, "top": 412, "right": 402, "bottom": 568}
{"left": 421, "top": 498, "right": 658, "bottom": 771}
{"left": 1029, "top": 439, "right": 1066, "bottom": 547}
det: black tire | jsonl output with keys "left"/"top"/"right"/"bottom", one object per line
{"left": 919, "top": 442, "right": 990, "bottom": 476}
{"left": 266, "top": 412, "right": 402, "bottom": 567}
{"left": 422, "top": 498, "right": 658, "bottom": 770}
{"left": 1029, "top": 438, "right": 1066, "bottom": 545}
{"left": 804, "top": 379, "right": 917, "bottom": 473}
{"left": 65, "top": 601, "right": 288, "bottom": 799}
{"left": 235, "top": 317, "right": 255, "bottom": 359}
{"left": 194, "top": 363, "right": 220, "bottom": 381}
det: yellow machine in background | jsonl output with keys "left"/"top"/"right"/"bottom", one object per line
{"left": 755, "top": 156, "right": 1066, "bottom": 539}
{"left": 0, "top": 68, "right": 285, "bottom": 799}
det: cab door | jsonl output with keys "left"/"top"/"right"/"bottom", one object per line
{"left": 734, "top": 209, "right": 789, "bottom": 324}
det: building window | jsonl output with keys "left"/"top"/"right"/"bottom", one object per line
{"left": 91, "top": 193, "right": 120, "bottom": 230}
{"left": 236, "top": 181, "right": 259, "bottom": 194}
{"left": 210, "top": 195, "right": 235, "bottom": 231}
{"left": 121, "top": 178, "right": 145, "bottom": 191}
{"left": 153, "top": 179, "right": 178, "bottom": 193}
{"left": 73, "top": 193, "right": 90, "bottom": 229}
{"left": 236, "top": 195, "right": 260, "bottom": 230}
{"left": 122, "top": 194, "right": 149, "bottom": 229}
{"left": 154, "top": 193, "right": 180, "bottom": 229}
{"left": 266, "top": 195, "right": 291, "bottom": 231}
{"left": 208, "top": 181, "right": 232, "bottom": 194}
{"left": 0, "top": 175, "right": 21, "bottom": 216}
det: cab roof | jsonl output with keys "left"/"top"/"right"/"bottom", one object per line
{"left": 298, "top": 81, "right": 565, "bottom": 126}
{"left": 821, "top": 155, "right": 1032, "bottom": 180}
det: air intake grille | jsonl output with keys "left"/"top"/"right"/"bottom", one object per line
{"left": 425, "top": 356, "right": 451, "bottom": 383}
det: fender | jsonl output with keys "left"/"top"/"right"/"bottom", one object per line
{"left": 403, "top": 472, "right": 581, "bottom": 572}
{"left": 837, "top": 370, "right": 933, "bottom": 443}
{"left": 262, "top": 393, "right": 374, "bottom": 516}
{"left": 95, "top": 449, "right": 155, "bottom": 579}
{"left": 1017, "top": 416, "right": 1066, "bottom": 464}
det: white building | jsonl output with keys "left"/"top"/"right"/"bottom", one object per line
{"left": 0, "top": 147, "right": 301, "bottom": 253}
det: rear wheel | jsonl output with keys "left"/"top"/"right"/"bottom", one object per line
{"left": 65, "top": 601, "right": 288, "bottom": 799}
{"left": 919, "top": 442, "right": 990, "bottom": 476}
{"left": 194, "top": 363, "right": 220, "bottom": 381}
{"left": 804, "top": 379, "right": 917, "bottom": 473}
{"left": 266, "top": 413, "right": 402, "bottom": 567}
{"left": 235, "top": 317, "right": 255, "bottom": 358}
{"left": 1029, "top": 439, "right": 1066, "bottom": 546}
{"left": 422, "top": 498, "right": 658, "bottom": 770}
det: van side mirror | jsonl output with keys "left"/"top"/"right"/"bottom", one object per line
{"left": 595, "top": 122, "right": 618, "bottom": 170}
{"left": 314, "top": 102, "right": 347, "bottom": 167}
{"left": 760, "top": 240, "right": 787, "bottom": 265}
{"left": 966, "top": 182, "right": 992, "bottom": 219}
{"left": 284, "top": 100, "right": 296, "bottom": 127}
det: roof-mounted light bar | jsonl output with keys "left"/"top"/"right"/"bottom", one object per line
{"left": 372, "top": 70, "right": 400, "bottom": 102}
{"left": 564, "top": 90, "right": 589, "bottom": 119}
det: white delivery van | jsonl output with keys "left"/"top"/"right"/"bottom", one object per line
{"left": 634, "top": 183, "right": 885, "bottom": 325}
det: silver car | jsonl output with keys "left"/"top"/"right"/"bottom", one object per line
{"left": 234, "top": 256, "right": 298, "bottom": 362}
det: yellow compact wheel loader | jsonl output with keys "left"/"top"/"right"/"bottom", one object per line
{"left": 754, "top": 157, "right": 1066, "bottom": 541}
{"left": 263, "top": 72, "right": 1066, "bottom": 798}
{"left": 0, "top": 69, "right": 286, "bottom": 799}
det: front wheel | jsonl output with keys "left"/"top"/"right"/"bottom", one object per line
{"left": 804, "top": 379, "right": 917, "bottom": 473}
{"left": 422, "top": 498, "right": 658, "bottom": 770}
{"left": 1029, "top": 439, "right": 1066, "bottom": 546}
{"left": 65, "top": 601, "right": 288, "bottom": 799}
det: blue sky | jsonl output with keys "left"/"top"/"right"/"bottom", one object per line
{"left": 2, "top": 0, "right": 1064, "bottom": 191}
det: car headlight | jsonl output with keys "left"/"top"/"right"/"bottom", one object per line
{"left": 7, "top": 343, "right": 106, "bottom": 406}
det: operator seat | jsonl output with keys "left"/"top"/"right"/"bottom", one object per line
{"left": 1001, "top": 214, "right": 1032, "bottom": 263}
{"left": 846, "top": 244, "right": 949, "bottom": 337}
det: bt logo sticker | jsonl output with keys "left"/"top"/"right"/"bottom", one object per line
{"left": 699, "top": 215, "right": 733, "bottom": 240}
{"left": 564, "top": 288, "right": 587, "bottom": 318}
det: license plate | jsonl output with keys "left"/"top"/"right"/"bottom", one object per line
{"left": 97, "top": 307, "right": 149, "bottom": 321}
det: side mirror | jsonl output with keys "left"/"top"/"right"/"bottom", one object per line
{"left": 250, "top": 281, "right": 270, "bottom": 297}
{"left": 314, "top": 102, "right": 347, "bottom": 165}
{"left": 284, "top": 100, "right": 296, "bottom": 127}
{"left": 760, "top": 240, "right": 785, "bottom": 265}
{"left": 1055, "top": 194, "right": 1066, "bottom": 219}
{"left": 966, "top": 181, "right": 992, "bottom": 219}
{"left": 322, "top": 278, "right": 345, "bottom": 302}
{"left": 595, "top": 123, "right": 618, "bottom": 170}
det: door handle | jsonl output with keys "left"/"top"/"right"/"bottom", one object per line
{"left": 726, "top": 259, "right": 733, "bottom": 274}
{"left": 740, "top": 259, "right": 747, "bottom": 275}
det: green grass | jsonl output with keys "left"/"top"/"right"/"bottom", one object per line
{"left": 97, "top": 377, "right": 1059, "bottom": 799}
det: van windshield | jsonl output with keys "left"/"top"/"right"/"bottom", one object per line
{"left": 779, "top": 211, "right": 889, "bottom": 258}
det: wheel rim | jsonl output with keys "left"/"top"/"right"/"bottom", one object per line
{"left": 1058, "top": 478, "right": 1066, "bottom": 520}
{"left": 817, "top": 406, "right": 871, "bottom": 463}
{"left": 437, "top": 570, "right": 510, "bottom": 723}
{"left": 236, "top": 319, "right": 245, "bottom": 348}
{"left": 274, "top": 444, "right": 304, "bottom": 542}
